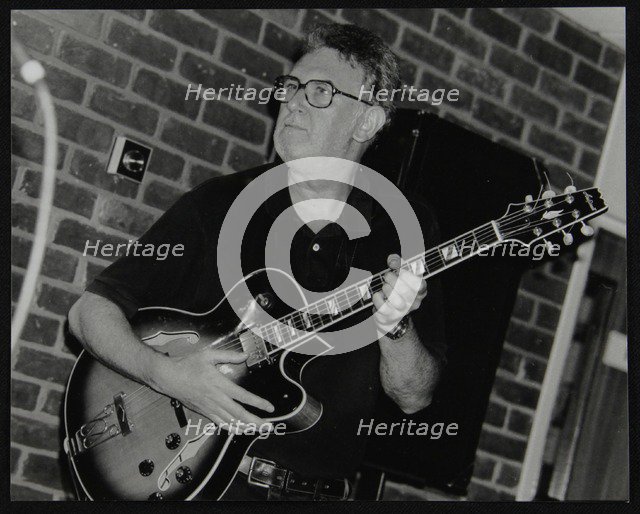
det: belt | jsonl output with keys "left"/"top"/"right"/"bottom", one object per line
{"left": 238, "top": 455, "right": 350, "bottom": 500}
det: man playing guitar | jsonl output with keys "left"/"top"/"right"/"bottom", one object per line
{"left": 68, "top": 23, "right": 446, "bottom": 500}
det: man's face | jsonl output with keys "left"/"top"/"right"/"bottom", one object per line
{"left": 273, "top": 47, "right": 368, "bottom": 162}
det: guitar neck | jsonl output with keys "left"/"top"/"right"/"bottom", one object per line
{"left": 257, "top": 186, "right": 608, "bottom": 351}
{"left": 259, "top": 220, "right": 502, "bottom": 349}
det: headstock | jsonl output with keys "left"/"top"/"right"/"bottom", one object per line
{"left": 496, "top": 186, "right": 608, "bottom": 247}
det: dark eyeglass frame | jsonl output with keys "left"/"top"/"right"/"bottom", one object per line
{"left": 273, "top": 75, "right": 374, "bottom": 108}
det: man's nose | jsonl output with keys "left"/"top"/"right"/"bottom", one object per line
{"left": 286, "top": 87, "right": 308, "bottom": 112}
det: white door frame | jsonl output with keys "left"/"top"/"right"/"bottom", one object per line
{"left": 516, "top": 67, "right": 626, "bottom": 500}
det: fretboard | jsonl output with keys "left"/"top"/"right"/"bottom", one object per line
{"left": 259, "top": 221, "right": 501, "bottom": 350}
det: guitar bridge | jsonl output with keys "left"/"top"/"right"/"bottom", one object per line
{"left": 70, "top": 393, "right": 131, "bottom": 456}
{"left": 114, "top": 393, "right": 132, "bottom": 435}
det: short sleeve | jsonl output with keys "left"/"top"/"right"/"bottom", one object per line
{"left": 86, "top": 192, "right": 206, "bottom": 319}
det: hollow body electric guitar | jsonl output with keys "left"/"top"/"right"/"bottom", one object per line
{"left": 64, "top": 187, "right": 607, "bottom": 500}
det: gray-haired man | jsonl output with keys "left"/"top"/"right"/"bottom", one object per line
{"left": 69, "top": 23, "right": 446, "bottom": 500}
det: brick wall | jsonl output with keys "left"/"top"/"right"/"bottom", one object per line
{"left": 10, "top": 9, "right": 624, "bottom": 500}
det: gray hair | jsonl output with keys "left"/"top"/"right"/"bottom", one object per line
{"left": 302, "top": 23, "right": 401, "bottom": 128}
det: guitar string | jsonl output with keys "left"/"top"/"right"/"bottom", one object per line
{"left": 158, "top": 209, "right": 592, "bottom": 368}
{"left": 496, "top": 191, "right": 600, "bottom": 232}
{"left": 121, "top": 195, "right": 596, "bottom": 412}
{"left": 211, "top": 200, "right": 598, "bottom": 361}
{"left": 250, "top": 219, "right": 556, "bottom": 355}
{"left": 209, "top": 195, "right": 589, "bottom": 355}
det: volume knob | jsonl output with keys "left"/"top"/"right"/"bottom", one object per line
{"left": 139, "top": 459, "right": 154, "bottom": 476}
{"left": 165, "top": 433, "right": 181, "bottom": 450}
{"left": 175, "top": 466, "right": 192, "bottom": 484}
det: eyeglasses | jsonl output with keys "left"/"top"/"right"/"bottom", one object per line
{"left": 273, "top": 75, "right": 374, "bottom": 109}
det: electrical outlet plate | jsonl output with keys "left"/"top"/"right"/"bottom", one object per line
{"left": 107, "top": 136, "right": 152, "bottom": 183}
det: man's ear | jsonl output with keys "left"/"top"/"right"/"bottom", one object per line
{"left": 353, "top": 105, "right": 386, "bottom": 143}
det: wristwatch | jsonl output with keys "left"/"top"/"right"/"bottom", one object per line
{"left": 386, "top": 316, "right": 410, "bottom": 340}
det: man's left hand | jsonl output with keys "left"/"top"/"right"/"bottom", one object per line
{"left": 372, "top": 254, "right": 427, "bottom": 337}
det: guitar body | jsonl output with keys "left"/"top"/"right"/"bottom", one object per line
{"left": 64, "top": 269, "right": 325, "bottom": 500}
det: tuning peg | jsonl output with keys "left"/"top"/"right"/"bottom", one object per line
{"left": 580, "top": 222, "right": 594, "bottom": 236}
{"left": 562, "top": 230, "right": 574, "bottom": 245}
{"left": 543, "top": 239, "right": 556, "bottom": 253}
{"left": 523, "top": 194, "right": 534, "bottom": 212}
{"left": 563, "top": 185, "right": 576, "bottom": 204}
{"left": 542, "top": 190, "right": 556, "bottom": 207}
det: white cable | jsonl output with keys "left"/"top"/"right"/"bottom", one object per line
{"left": 11, "top": 51, "right": 58, "bottom": 350}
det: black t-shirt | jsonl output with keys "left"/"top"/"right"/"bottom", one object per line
{"left": 87, "top": 163, "right": 446, "bottom": 478}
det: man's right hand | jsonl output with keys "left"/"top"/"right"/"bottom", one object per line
{"left": 153, "top": 348, "right": 275, "bottom": 429}
{"left": 70, "top": 294, "right": 274, "bottom": 431}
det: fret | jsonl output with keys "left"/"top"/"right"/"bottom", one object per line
{"left": 454, "top": 238, "right": 463, "bottom": 256}
{"left": 343, "top": 286, "right": 357, "bottom": 306}
{"left": 440, "top": 242, "right": 461, "bottom": 262}
{"left": 317, "top": 298, "right": 329, "bottom": 317}
{"left": 274, "top": 324, "right": 283, "bottom": 344}
{"left": 318, "top": 310, "right": 331, "bottom": 327}
{"left": 310, "top": 301, "right": 329, "bottom": 329}
{"left": 336, "top": 289, "right": 351, "bottom": 313}
{"left": 261, "top": 328, "right": 278, "bottom": 352}
{"left": 358, "top": 282, "right": 372, "bottom": 301}
{"left": 332, "top": 296, "right": 341, "bottom": 315}
{"left": 406, "top": 260, "right": 416, "bottom": 275}
{"left": 349, "top": 285, "right": 366, "bottom": 309}
{"left": 470, "top": 228, "right": 484, "bottom": 248}
{"left": 290, "top": 312, "right": 304, "bottom": 332}
{"left": 283, "top": 321, "right": 294, "bottom": 342}
{"left": 298, "top": 312, "right": 309, "bottom": 331}
{"left": 409, "top": 257, "right": 425, "bottom": 276}
{"left": 305, "top": 310, "right": 317, "bottom": 331}
{"left": 476, "top": 222, "right": 500, "bottom": 247}
{"left": 369, "top": 275, "right": 384, "bottom": 295}
{"left": 490, "top": 220, "right": 503, "bottom": 242}
{"left": 277, "top": 323, "right": 289, "bottom": 345}
{"left": 265, "top": 324, "right": 279, "bottom": 347}
{"left": 286, "top": 318, "right": 296, "bottom": 336}
{"left": 326, "top": 297, "right": 338, "bottom": 316}
{"left": 429, "top": 247, "right": 446, "bottom": 270}
{"left": 346, "top": 287, "right": 358, "bottom": 307}
{"left": 421, "top": 255, "right": 430, "bottom": 275}
{"left": 309, "top": 301, "right": 321, "bottom": 321}
{"left": 302, "top": 311, "right": 311, "bottom": 329}
{"left": 456, "top": 232, "right": 478, "bottom": 259}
